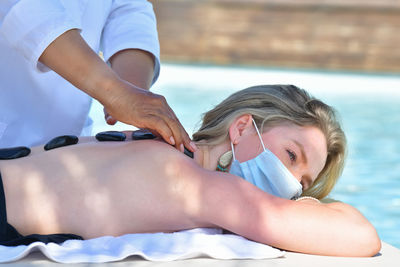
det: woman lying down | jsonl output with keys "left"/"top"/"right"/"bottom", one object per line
{"left": 0, "top": 85, "right": 381, "bottom": 257}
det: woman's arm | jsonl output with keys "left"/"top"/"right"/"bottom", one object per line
{"left": 177, "top": 163, "right": 381, "bottom": 257}
{"left": 212, "top": 177, "right": 380, "bottom": 256}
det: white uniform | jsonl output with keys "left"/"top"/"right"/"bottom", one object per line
{"left": 0, "top": 0, "right": 160, "bottom": 148}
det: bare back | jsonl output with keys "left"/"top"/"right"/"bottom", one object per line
{"left": 0, "top": 136, "right": 381, "bottom": 256}
{"left": 0, "top": 138, "right": 212, "bottom": 238}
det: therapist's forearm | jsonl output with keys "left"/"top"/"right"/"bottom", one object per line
{"left": 38, "top": 29, "right": 122, "bottom": 104}
{"left": 38, "top": 29, "right": 194, "bottom": 152}
{"left": 109, "top": 49, "right": 155, "bottom": 90}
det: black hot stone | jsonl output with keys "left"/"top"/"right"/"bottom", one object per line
{"left": 0, "top": 146, "right": 31, "bottom": 160}
{"left": 44, "top": 135, "right": 79, "bottom": 151}
{"left": 95, "top": 131, "right": 126, "bottom": 141}
{"left": 131, "top": 130, "right": 156, "bottom": 140}
{"left": 183, "top": 147, "right": 194, "bottom": 159}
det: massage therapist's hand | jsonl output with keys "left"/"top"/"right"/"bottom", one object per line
{"left": 102, "top": 79, "right": 194, "bottom": 152}
{"left": 38, "top": 29, "right": 196, "bottom": 153}
{"left": 104, "top": 48, "right": 196, "bottom": 152}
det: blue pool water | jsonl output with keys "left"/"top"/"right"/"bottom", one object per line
{"left": 89, "top": 64, "right": 400, "bottom": 248}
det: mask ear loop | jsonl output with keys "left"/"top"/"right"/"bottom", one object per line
{"left": 231, "top": 118, "right": 265, "bottom": 161}
{"left": 252, "top": 118, "right": 266, "bottom": 151}
{"left": 230, "top": 141, "right": 237, "bottom": 161}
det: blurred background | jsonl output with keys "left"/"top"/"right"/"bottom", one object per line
{"left": 150, "top": 0, "right": 400, "bottom": 72}
{"left": 92, "top": 0, "right": 400, "bottom": 248}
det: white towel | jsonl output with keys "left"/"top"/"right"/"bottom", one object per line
{"left": 0, "top": 228, "right": 284, "bottom": 263}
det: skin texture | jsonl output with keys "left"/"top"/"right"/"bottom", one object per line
{"left": 39, "top": 29, "right": 195, "bottom": 153}
{"left": 0, "top": 119, "right": 381, "bottom": 257}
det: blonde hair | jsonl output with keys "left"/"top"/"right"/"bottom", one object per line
{"left": 192, "top": 85, "right": 346, "bottom": 199}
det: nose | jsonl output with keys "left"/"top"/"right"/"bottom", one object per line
{"left": 289, "top": 168, "right": 303, "bottom": 183}
{"left": 290, "top": 169, "right": 311, "bottom": 190}
{"left": 287, "top": 164, "right": 312, "bottom": 190}
{"left": 300, "top": 174, "right": 313, "bottom": 190}
{"left": 289, "top": 161, "right": 313, "bottom": 189}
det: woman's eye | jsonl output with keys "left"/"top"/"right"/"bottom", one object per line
{"left": 286, "top": 149, "right": 297, "bottom": 162}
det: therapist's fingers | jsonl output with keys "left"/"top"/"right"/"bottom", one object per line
{"left": 134, "top": 93, "right": 195, "bottom": 152}
{"left": 147, "top": 107, "right": 190, "bottom": 152}
{"left": 161, "top": 107, "right": 195, "bottom": 152}
{"left": 103, "top": 107, "right": 118, "bottom": 125}
{"left": 103, "top": 81, "right": 197, "bottom": 153}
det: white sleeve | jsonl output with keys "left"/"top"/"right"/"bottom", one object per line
{"left": 101, "top": 0, "right": 160, "bottom": 86}
{"left": 0, "top": 0, "right": 82, "bottom": 72}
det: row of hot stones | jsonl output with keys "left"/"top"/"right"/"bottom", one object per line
{"left": 0, "top": 130, "right": 157, "bottom": 160}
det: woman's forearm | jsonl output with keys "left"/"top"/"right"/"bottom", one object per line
{"left": 194, "top": 170, "right": 381, "bottom": 257}
{"left": 262, "top": 200, "right": 381, "bottom": 257}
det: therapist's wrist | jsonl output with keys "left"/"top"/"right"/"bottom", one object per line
{"left": 90, "top": 69, "right": 123, "bottom": 105}
{"left": 92, "top": 71, "right": 140, "bottom": 112}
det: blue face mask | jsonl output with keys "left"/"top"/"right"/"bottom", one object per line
{"left": 229, "top": 119, "right": 302, "bottom": 199}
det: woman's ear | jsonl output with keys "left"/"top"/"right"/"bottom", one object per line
{"left": 228, "top": 114, "right": 253, "bottom": 145}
